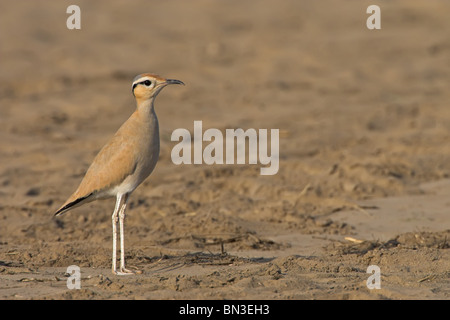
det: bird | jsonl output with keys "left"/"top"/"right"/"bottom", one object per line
{"left": 53, "top": 73, "right": 184, "bottom": 275}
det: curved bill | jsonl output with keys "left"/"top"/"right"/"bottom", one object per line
{"left": 165, "top": 79, "right": 185, "bottom": 86}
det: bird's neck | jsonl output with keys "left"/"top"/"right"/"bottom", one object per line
{"left": 136, "top": 98, "right": 157, "bottom": 120}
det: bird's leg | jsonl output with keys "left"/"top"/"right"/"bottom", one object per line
{"left": 118, "top": 193, "right": 134, "bottom": 275}
{"left": 111, "top": 194, "right": 123, "bottom": 275}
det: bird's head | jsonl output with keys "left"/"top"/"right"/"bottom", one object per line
{"left": 132, "top": 73, "right": 184, "bottom": 105}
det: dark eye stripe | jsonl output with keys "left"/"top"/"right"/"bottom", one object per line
{"left": 132, "top": 80, "right": 152, "bottom": 91}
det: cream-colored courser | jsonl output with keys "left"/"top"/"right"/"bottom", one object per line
{"left": 54, "top": 73, "right": 184, "bottom": 275}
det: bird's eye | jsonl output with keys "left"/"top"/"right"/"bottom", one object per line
{"left": 143, "top": 80, "right": 152, "bottom": 86}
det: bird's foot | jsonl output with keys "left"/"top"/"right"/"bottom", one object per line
{"left": 112, "top": 266, "right": 141, "bottom": 275}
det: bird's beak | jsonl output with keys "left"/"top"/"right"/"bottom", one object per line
{"left": 165, "top": 79, "right": 185, "bottom": 86}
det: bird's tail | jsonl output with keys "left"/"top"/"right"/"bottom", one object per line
{"left": 53, "top": 193, "right": 93, "bottom": 217}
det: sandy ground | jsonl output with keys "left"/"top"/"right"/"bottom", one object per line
{"left": 0, "top": 0, "right": 449, "bottom": 300}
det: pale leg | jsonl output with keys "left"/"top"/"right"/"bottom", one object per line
{"left": 111, "top": 194, "right": 124, "bottom": 274}
{"left": 118, "top": 193, "right": 134, "bottom": 275}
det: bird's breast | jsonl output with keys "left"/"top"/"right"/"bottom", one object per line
{"left": 133, "top": 115, "right": 160, "bottom": 184}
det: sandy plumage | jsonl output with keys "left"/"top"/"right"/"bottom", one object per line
{"left": 53, "top": 73, "right": 183, "bottom": 274}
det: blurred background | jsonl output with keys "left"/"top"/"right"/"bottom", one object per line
{"left": 0, "top": 0, "right": 449, "bottom": 299}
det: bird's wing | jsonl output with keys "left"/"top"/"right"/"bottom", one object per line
{"left": 75, "top": 131, "right": 139, "bottom": 196}
{"left": 54, "top": 118, "right": 140, "bottom": 216}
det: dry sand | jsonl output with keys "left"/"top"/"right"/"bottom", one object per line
{"left": 0, "top": 0, "right": 449, "bottom": 300}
